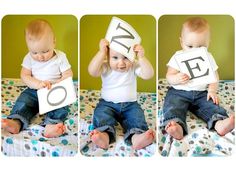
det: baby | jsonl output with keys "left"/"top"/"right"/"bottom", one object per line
{"left": 88, "top": 39, "right": 155, "bottom": 150}
{"left": 162, "top": 17, "right": 235, "bottom": 140}
{"left": 2, "top": 19, "right": 73, "bottom": 138}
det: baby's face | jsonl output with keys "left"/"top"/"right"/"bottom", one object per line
{"left": 180, "top": 29, "right": 210, "bottom": 51}
{"left": 26, "top": 33, "right": 55, "bottom": 62}
{"left": 109, "top": 49, "right": 133, "bottom": 72}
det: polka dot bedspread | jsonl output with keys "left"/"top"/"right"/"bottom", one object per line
{"left": 158, "top": 79, "right": 235, "bottom": 157}
{"left": 80, "top": 89, "right": 156, "bottom": 157}
{"left": 1, "top": 78, "right": 78, "bottom": 156}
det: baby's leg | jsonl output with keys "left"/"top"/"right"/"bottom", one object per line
{"left": 1, "top": 119, "right": 21, "bottom": 134}
{"left": 165, "top": 121, "right": 184, "bottom": 140}
{"left": 44, "top": 123, "right": 66, "bottom": 138}
{"left": 131, "top": 129, "right": 155, "bottom": 150}
{"left": 90, "top": 130, "right": 109, "bottom": 149}
{"left": 215, "top": 115, "right": 235, "bottom": 136}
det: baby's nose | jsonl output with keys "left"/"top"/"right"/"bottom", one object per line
{"left": 38, "top": 54, "right": 44, "bottom": 61}
{"left": 118, "top": 59, "right": 125, "bottom": 65}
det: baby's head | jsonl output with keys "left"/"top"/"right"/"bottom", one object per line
{"left": 180, "top": 17, "right": 210, "bottom": 50}
{"left": 108, "top": 49, "right": 133, "bottom": 72}
{"left": 25, "top": 19, "right": 55, "bottom": 62}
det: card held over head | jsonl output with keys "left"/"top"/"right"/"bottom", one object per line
{"left": 105, "top": 17, "right": 141, "bottom": 62}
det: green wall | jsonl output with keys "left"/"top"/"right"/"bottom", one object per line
{"left": 2, "top": 15, "right": 78, "bottom": 80}
{"left": 80, "top": 15, "right": 156, "bottom": 92}
{"left": 158, "top": 15, "right": 234, "bottom": 80}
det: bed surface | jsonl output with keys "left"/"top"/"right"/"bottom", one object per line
{"left": 158, "top": 79, "right": 235, "bottom": 157}
{"left": 1, "top": 78, "right": 78, "bottom": 156}
{"left": 80, "top": 89, "right": 156, "bottom": 157}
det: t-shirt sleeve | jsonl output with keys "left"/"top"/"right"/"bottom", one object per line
{"left": 21, "top": 53, "right": 32, "bottom": 70}
{"left": 167, "top": 53, "right": 180, "bottom": 71}
{"left": 208, "top": 53, "right": 218, "bottom": 71}
{"left": 59, "top": 52, "right": 71, "bottom": 72}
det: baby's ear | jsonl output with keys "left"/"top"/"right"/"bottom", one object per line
{"left": 179, "top": 37, "right": 182, "bottom": 44}
{"left": 53, "top": 37, "right": 56, "bottom": 46}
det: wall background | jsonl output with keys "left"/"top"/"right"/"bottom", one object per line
{"left": 158, "top": 15, "right": 234, "bottom": 80}
{"left": 80, "top": 15, "right": 156, "bottom": 92}
{"left": 2, "top": 15, "right": 78, "bottom": 79}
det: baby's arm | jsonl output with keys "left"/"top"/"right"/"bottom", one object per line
{"left": 55, "top": 69, "right": 73, "bottom": 83}
{"left": 207, "top": 71, "right": 219, "bottom": 104}
{"left": 21, "top": 67, "right": 51, "bottom": 89}
{"left": 88, "top": 39, "right": 108, "bottom": 77}
{"left": 134, "top": 45, "right": 154, "bottom": 80}
{"left": 166, "top": 67, "right": 190, "bottom": 85}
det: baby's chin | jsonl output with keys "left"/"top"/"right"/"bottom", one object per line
{"left": 113, "top": 68, "right": 129, "bottom": 72}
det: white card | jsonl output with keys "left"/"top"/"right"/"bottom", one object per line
{"left": 105, "top": 17, "right": 141, "bottom": 62}
{"left": 174, "top": 47, "right": 217, "bottom": 87}
{"left": 37, "top": 77, "right": 76, "bottom": 114}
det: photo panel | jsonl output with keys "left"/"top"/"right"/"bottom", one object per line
{"left": 80, "top": 15, "right": 156, "bottom": 157}
{"left": 158, "top": 15, "right": 235, "bottom": 157}
{"left": 1, "top": 15, "right": 78, "bottom": 156}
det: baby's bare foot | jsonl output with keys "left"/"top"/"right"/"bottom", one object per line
{"left": 131, "top": 129, "right": 155, "bottom": 150}
{"left": 90, "top": 130, "right": 109, "bottom": 149}
{"left": 44, "top": 123, "right": 66, "bottom": 138}
{"left": 215, "top": 115, "right": 235, "bottom": 136}
{"left": 1, "top": 119, "right": 21, "bottom": 134}
{"left": 165, "top": 121, "right": 184, "bottom": 140}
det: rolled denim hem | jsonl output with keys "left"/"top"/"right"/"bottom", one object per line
{"left": 207, "top": 113, "right": 228, "bottom": 130}
{"left": 124, "top": 128, "right": 146, "bottom": 145}
{"left": 94, "top": 125, "right": 116, "bottom": 144}
{"left": 7, "top": 114, "right": 28, "bottom": 131}
{"left": 40, "top": 118, "right": 65, "bottom": 126}
{"left": 160, "top": 117, "right": 188, "bottom": 135}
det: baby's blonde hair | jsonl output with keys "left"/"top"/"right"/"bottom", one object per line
{"left": 25, "top": 19, "right": 54, "bottom": 41}
{"left": 182, "top": 17, "right": 210, "bottom": 35}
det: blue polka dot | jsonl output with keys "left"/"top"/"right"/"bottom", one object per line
{"left": 61, "top": 139, "right": 68, "bottom": 145}
{"left": 161, "top": 150, "right": 168, "bottom": 156}
{"left": 33, "top": 147, "right": 37, "bottom": 151}
{"left": 69, "top": 119, "right": 74, "bottom": 125}
{"left": 88, "top": 124, "right": 94, "bottom": 131}
{"left": 52, "top": 151, "right": 59, "bottom": 157}
{"left": 39, "top": 138, "right": 46, "bottom": 142}
{"left": 6, "top": 138, "right": 13, "bottom": 144}
{"left": 31, "top": 140, "right": 38, "bottom": 145}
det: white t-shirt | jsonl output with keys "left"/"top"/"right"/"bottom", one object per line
{"left": 101, "top": 63, "right": 141, "bottom": 103}
{"left": 22, "top": 49, "right": 71, "bottom": 83}
{"left": 167, "top": 50, "right": 218, "bottom": 91}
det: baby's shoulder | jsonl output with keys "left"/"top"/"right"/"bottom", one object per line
{"left": 54, "top": 49, "right": 66, "bottom": 57}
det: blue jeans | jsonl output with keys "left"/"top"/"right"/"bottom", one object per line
{"left": 93, "top": 99, "right": 148, "bottom": 145}
{"left": 8, "top": 88, "right": 68, "bottom": 131}
{"left": 161, "top": 87, "right": 228, "bottom": 135}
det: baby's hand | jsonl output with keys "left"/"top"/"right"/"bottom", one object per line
{"left": 207, "top": 91, "right": 219, "bottom": 105}
{"left": 99, "top": 39, "right": 109, "bottom": 54}
{"left": 39, "top": 80, "right": 52, "bottom": 89}
{"left": 133, "top": 44, "right": 145, "bottom": 59}
{"left": 176, "top": 73, "right": 190, "bottom": 84}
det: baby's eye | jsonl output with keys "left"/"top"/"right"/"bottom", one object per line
{"left": 112, "top": 56, "right": 118, "bottom": 60}
{"left": 42, "top": 50, "right": 49, "bottom": 53}
{"left": 32, "top": 52, "right": 38, "bottom": 55}
{"left": 124, "top": 57, "right": 129, "bottom": 60}
{"left": 188, "top": 46, "right": 193, "bottom": 48}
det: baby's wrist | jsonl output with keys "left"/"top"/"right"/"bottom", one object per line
{"left": 208, "top": 89, "right": 217, "bottom": 93}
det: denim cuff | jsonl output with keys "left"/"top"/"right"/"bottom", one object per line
{"left": 94, "top": 125, "right": 116, "bottom": 144}
{"left": 124, "top": 128, "right": 146, "bottom": 145}
{"left": 207, "top": 113, "right": 228, "bottom": 130}
{"left": 160, "top": 117, "right": 188, "bottom": 135}
{"left": 7, "top": 114, "right": 28, "bottom": 131}
{"left": 40, "top": 117, "right": 64, "bottom": 126}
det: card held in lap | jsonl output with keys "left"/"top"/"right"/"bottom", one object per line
{"left": 37, "top": 77, "right": 76, "bottom": 114}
